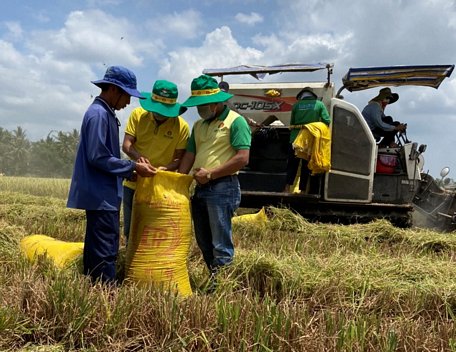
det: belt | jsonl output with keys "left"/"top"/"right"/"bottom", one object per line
{"left": 198, "top": 174, "right": 238, "bottom": 187}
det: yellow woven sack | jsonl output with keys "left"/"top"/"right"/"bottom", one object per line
{"left": 232, "top": 207, "right": 268, "bottom": 226}
{"left": 125, "top": 171, "right": 194, "bottom": 297}
{"left": 20, "top": 234, "right": 83, "bottom": 268}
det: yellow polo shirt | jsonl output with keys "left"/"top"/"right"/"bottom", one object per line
{"left": 189, "top": 108, "right": 251, "bottom": 172}
{"left": 123, "top": 107, "right": 189, "bottom": 190}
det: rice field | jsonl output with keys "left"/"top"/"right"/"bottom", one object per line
{"left": 1, "top": 176, "right": 456, "bottom": 351}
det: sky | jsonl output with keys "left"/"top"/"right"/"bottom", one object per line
{"left": 1, "top": 0, "right": 456, "bottom": 177}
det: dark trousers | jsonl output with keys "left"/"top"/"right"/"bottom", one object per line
{"left": 372, "top": 128, "right": 396, "bottom": 147}
{"left": 84, "top": 210, "right": 120, "bottom": 284}
{"left": 286, "top": 144, "right": 320, "bottom": 194}
{"left": 122, "top": 186, "right": 135, "bottom": 239}
{"left": 374, "top": 117, "right": 399, "bottom": 147}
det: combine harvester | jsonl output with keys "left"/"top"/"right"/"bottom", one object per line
{"left": 203, "top": 63, "right": 455, "bottom": 230}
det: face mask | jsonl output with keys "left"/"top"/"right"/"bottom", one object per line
{"left": 197, "top": 105, "right": 216, "bottom": 120}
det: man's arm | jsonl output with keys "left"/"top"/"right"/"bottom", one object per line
{"left": 122, "top": 134, "right": 142, "bottom": 161}
{"left": 318, "top": 101, "right": 331, "bottom": 126}
{"left": 84, "top": 113, "right": 136, "bottom": 178}
{"left": 161, "top": 149, "right": 186, "bottom": 171}
{"left": 373, "top": 107, "right": 396, "bottom": 131}
{"left": 178, "top": 151, "right": 196, "bottom": 174}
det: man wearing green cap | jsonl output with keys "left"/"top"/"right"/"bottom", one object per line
{"left": 178, "top": 74, "right": 251, "bottom": 285}
{"left": 122, "top": 80, "right": 189, "bottom": 239}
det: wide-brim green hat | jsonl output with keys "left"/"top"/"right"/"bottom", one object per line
{"left": 182, "top": 74, "right": 233, "bottom": 107}
{"left": 140, "top": 80, "right": 187, "bottom": 118}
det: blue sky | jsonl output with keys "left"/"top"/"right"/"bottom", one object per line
{"left": 1, "top": 0, "right": 456, "bottom": 177}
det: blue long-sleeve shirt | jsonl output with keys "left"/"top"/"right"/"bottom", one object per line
{"left": 67, "top": 97, "right": 135, "bottom": 211}
{"left": 361, "top": 101, "right": 396, "bottom": 132}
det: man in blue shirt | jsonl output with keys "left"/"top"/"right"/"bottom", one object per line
{"left": 67, "top": 66, "right": 156, "bottom": 284}
{"left": 362, "top": 88, "right": 406, "bottom": 148}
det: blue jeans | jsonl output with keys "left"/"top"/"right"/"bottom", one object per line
{"left": 122, "top": 186, "right": 135, "bottom": 239}
{"left": 191, "top": 175, "right": 241, "bottom": 272}
{"left": 84, "top": 210, "right": 120, "bottom": 284}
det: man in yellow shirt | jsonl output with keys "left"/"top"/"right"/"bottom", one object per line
{"left": 178, "top": 74, "right": 251, "bottom": 290}
{"left": 122, "top": 80, "right": 189, "bottom": 239}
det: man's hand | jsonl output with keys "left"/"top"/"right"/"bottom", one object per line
{"left": 135, "top": 162, "right": 158, "bottom": 177}
{"left": 194, "top": 167, "right": 211, "bottom": 185}
{"left": 395, "top": 123, "right": 407, "bottom": 133}
{"left": 137, "top": 156, "right": 151, "bottom": 164}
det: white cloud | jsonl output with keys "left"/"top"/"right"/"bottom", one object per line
{"left": 32, "top": 11, "right": 50, "bottom": 24}
{"left": 26, "top": 10, "right": 148, "bottom": 66}
{"left": 275, "top": 0, "right": 456, "bottom": 67}
{"left": 3, "top": 22, "right": 23, "bottom": 41}
{"left": 252, "top": 31, "right": 353, "bottom": 67}
{"left": 0, "top": 40, "right": 25, "bottom": 67}
{"left": 149, "top": 9, "right": 203, "bottom": 40}
{"left": 159, "top": 26, "right": 263, "bottom": 89}
{"left": 0, "top": 9, "right": 156, "bottom": 140}
{"left": 235, "top": 12, "right": 263, "bottom": 26}
{"left": 0, "top": 46, "right": 93, "bottom": 139}
{"left": 157, "top": 26, "right": 264, "bottom": 125}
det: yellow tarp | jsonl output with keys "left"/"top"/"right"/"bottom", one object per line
{"left": 293, "top": 121, "right": 331, "bottom": 175}
{"left": 125, "top": 171, "right": 194, "bottom": 297}
{"left": 20, "top": 234, "right": 83, "bottom": 268}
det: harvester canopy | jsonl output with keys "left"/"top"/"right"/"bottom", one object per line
{"left": 203, "top": 63, "right": 333, "bottom": 80}
{"left": 341, "top": 64, "right": 454, "bottom": 93}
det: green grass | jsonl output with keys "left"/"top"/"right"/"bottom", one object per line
{"left": 1, "top": 176, "right": 456, "bottom": 351}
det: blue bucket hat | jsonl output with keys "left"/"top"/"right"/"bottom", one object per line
{"left": 91, "top": 66, "right": 144, "bottom": 99}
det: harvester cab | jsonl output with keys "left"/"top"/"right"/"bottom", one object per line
{"left": 339, "top": 65, "right": 455, "bottom": 230}
{"left": 202, "top": 64, "right": 455, "bottom": 229}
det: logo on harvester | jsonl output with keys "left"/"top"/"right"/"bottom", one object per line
{"left": 233, "top": 101, "right": 283, "bottom": 111}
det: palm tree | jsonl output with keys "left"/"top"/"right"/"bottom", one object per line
{"left": 29, "top": 129, "right": 80, "bottom": 177}
{"left": 8, "top": 127, "right": 31, "bottom": 175}
{"left": 56, "top": 129, "right": 79, "bottom": 177}
{"left": 0, "top": 128, "right": 13, "bottom": 174}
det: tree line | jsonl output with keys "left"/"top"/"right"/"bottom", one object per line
{"left": 0, "top": 127, "right": 80, "bottom": 178}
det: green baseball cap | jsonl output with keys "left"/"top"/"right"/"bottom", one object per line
{"left": 182, "top": 74, "right": 233, "bottom": 107}
{"left": 140, "top": 80, "right": 187, "bottom": 118}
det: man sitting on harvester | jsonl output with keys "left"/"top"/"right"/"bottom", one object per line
{"left": 362, "top": 87, "right": 407, "bottom": 148}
